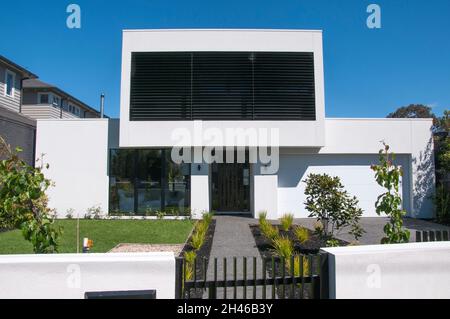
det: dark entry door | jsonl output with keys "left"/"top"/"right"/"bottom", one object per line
{"left": 211, "top": 163, "right": 250, "bottom": 212}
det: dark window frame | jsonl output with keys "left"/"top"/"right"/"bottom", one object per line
{"left": 108, "top": 148, "right": 191, "bottom": 215}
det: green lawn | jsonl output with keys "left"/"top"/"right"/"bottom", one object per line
{"left": 0, "top": 219, "right": 194, "bottom": 254}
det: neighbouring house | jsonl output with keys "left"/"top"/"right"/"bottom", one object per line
{"left": 22, "top": 79, "right": 101, "bottom": 119}
{"left": 0, "top": 55, "right": 38, "bottom": 165}
{"left": 35, "top": 29, "right": 436, "bottom": 219}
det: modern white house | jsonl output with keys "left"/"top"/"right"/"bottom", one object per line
{"left": 35, "top": 29, "right": 435, "bottom": 219}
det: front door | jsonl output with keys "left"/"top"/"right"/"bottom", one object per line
{"left": 211, "top": 163, "right": 250, "bottom": 212}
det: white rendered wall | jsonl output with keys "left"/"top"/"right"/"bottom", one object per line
{"left": 275, "top": 118, "right": 434, "bottom": 219}
{"left": 0, "top": 253, "right": 175, "bottom": 299}
{"left": 254, "top": 175, "right": 278, "bottom": 220}
{"left": 277, "top": 154, "right": 411, "bottom": 218}
{"left": 35, "top": 119, "right": 119, "bottom": 217}
{"left": 322, "top": 242, "right": 450, "bottom": 299}
{"left": 119, "top": 29, "right": 325, "bottom": 148}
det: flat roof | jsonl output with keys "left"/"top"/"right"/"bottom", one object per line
{"left": 122, "top": 28, "right": 323, "bottom": 33}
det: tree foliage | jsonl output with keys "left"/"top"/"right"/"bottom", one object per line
{"left": 0, "top": 136, "right": 61, "bottom": 253}
{"left": 303, "top": 173, "right": 364, "bottom": 244}
{"left": 387, "top": 104, "right": 435, "bottom": 120}
{"left": 371, "top": 142, "right": 410, "bottom": 244}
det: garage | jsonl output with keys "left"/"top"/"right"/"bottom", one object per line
{"left": 277, "top": 154, "right": 412, "bottom": 218}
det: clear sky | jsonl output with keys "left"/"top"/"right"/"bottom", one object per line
{"left": 1, "top": 0, "right": 449, "bottom": 118}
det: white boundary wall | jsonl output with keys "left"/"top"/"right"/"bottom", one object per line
{"left": 322, "top": 242, "right": 450, "bottom": 299}
{"left": 0, "top": 253, "right": 175, "bottom": 299}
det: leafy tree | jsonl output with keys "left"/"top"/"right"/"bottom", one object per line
{"left": 303, "top": 173, "right": 364, "bottom": 245}
{"left": 371, "top": 142, "right": 410, "bottom": 244}
{"left": 387, "top": 104, "right": 436, "bottom": 120}
{"left": 0, "top": 136, "right": 61, "bottom": 253}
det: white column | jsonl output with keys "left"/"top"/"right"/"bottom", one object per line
{"left": 190, "top": 162, "right": 210, "bottom": 219}
{"left": 253, "top": 170, "right": 278, "bottom": 220}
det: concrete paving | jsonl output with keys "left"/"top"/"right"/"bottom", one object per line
{"left": 203, "top": 215, "right": 273, "bottom": 299}
{"left": 294, "top": 217, "right": 450, "bottom": 245}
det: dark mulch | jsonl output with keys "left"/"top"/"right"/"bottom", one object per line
{"left": 250, "top": 224, "right": 348, "bottom": 254}
{"left": 250, "top": 223, "right": 348, "bottom": 299}
{"left": 180, "top": 220, "right": 216, "bottom": 299}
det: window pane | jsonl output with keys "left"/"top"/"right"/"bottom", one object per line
{"left": 136, "top": 150, "right": 162, "bottom": 214}
{"left": 109, "top": 149, "right": 135, "bottom": 213}
{"left": 39, "top": 94, "right": 49, "bottom": 104}
{"left": 6, "top": 73, "right": 13, "bottom": 96}
{"left": 165, "top": 153, "right": 191, "bottom": 214}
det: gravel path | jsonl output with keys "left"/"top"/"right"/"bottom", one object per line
{"left": 109, "top": 243, "right": 184, "bottom": 255}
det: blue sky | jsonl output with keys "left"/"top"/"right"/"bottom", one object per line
{"left": 1, "top": 0, "right": 449, "bottom": 118}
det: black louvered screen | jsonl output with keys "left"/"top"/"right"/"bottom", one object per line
{"left": 254, "top": 52, "right": 315, "bottom": 120}
{"left": 129, "top": 52, "right": 316, "bottom": 121}
{"left": 130, "top": 52, "right": 191, "bottom": 120}
{"left": 192, "top": 52, "right": 253, "bottom": 120}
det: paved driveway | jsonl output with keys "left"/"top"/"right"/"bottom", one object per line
{"left": 294, "top": 217, "right": 450, "bottom": 245}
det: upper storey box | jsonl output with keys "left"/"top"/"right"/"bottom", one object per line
{"left": 119, "top": 29, "right": 325, "bottom": 147}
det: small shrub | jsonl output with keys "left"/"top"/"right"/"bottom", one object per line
{"left": 326, "top": 238, "right": 340, "bottom": 247}
{"left": 156, "top": 211, "right": 166, "bottom": 220}
{"left": 191, "top": 230, "right": 206, "bottom": 251}
{"left": 293, "top": 255, "right": 310, "bottom": 277}
{"left": 195, "top": 220, "right": 208, "bottom": 236}
{"left": 65, "top": 208, "right": 75, "bottom": 219}
{"left": 260, "top": 220, "right": 279, "bottom": 241}
{"left": 86, "top": 205, "right": 103, "bottom": 219}
{"left": 202, "top": 212, "right": 214, "bottom": 225}
{"left": 280, "top": 213, "right": 294, "bottom": 231}
{"left": 304, "top": 173, "right": 364, "bottom": 242}
{"left": 272, "top": 236, "right": 294, "bottom": 261}
{"left": 258, "top": 211, "right": 267, "bottom": 224}
{"left": 184, "top": 251, "right": 196, "bottom": 281}
{"left": 184, "top": 250, "right": 197, "bottom": 264}
{"left": 294, "top": 226, "right": 310, "bottom": 244}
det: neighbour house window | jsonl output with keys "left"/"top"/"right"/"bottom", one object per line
{"left": 52, "top": 95, "right": 61, "bottom": 107}
{"left": 38, "top": 93, "right": 49, "bottom": 104}
{"left": 109, "top": 149, "right": 191, "bottom": 215}
{"left": 68, "top": 104, "right": 80, "bottom": 116}
{"left": 4, "top": 70, "right": 15, "bottom": 97}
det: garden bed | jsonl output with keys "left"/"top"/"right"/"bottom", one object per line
{"left": 250, "top": 224, "right": 348, "bottom": 254}
{"left": 250, "top": 223, "right": 348, "bottom": 299}
{"left": 180, "top": 219, "right": 216, "bottom": 299}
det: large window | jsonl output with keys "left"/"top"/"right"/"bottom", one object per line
{"left": 109, "top": 149, "right": 190, "bottom": 215}
{"left": 130, "top": 52, "right": 316, "bottom": 121}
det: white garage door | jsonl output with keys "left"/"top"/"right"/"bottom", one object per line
{"left": 277, "top": 154, "right": 411, "bottom": 218}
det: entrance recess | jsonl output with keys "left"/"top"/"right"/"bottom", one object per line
{"left": 211, "top": 162, "right": 250, "bottom": 213}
